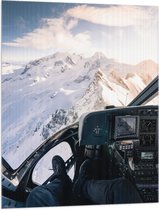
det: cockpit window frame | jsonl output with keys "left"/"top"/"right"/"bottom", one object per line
{"left": 128, "top": 76, "right": 158, "bottom": 106}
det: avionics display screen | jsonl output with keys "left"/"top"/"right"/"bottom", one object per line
{"left": 141, "top": 152, "right": 154, "bottom": 160}
{"left": 115, "top": 116, "right": 137, "bottom": 138}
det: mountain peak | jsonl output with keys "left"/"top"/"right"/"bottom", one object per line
{"left": 136, "top": 59, "right": 157, "bottom": 67}
{"left": 135, "top": 59, "right": 158, "bottom": 83}
{"left": 92, "top": 52, "right": 106, "bottom": 59}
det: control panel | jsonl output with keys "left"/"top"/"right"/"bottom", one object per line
{"left": 111, "top": 107, "right": 158, "bottom": 203}
{"left": 79, "top": 105, "right": 158, "bottom": 203}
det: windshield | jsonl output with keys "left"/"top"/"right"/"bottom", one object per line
{"left": 2, "top": 1, "right": 158, "bottom": 169}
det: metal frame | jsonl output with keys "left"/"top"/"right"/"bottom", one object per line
{"left": 128, "top": 76, "right": 158, "bottom": 106}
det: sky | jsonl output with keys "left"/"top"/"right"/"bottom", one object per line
{"left": 2, "top": 0, "right": 159, "bottom": 64}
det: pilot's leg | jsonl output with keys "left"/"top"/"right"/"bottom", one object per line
{"left": 26, "top": 178, "right": 63, "bottom": 206}
{"left": 26, "top": 177, "right": 72, "bottom": 207}
{"left": 83, "top": 177, "right": 143, "bottom": 204}
{"left": 26, "top": 156, "right": 72, "bottom": 207}
{"left": 73, "top": 159, "right": 142, "bottom": 204}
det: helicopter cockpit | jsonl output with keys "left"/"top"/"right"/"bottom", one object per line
{"left": 2, "top": 76, "right": 158, "bottom": 207}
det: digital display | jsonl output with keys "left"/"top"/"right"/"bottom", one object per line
{"left": 115, "top": 116, "right": 137, "bottom": 138}
{"left": 141, "top": 152, "right": 154, "bottom": 160}
{"left": 140, "top": 119, "right": 156, "bottom": 132}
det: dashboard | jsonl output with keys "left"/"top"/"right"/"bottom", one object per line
{"left": 79, "top": 105, "right": 158, "bottom": 202}
{"left": 79, "top": 105, "right": 158, "bottom": 146}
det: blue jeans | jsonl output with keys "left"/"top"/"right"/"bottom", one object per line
{"left": 83, "top": 177, "right": 143, "bottom": 204}
{"left": 26, "top": 176, "right": 72, "bottom": 207}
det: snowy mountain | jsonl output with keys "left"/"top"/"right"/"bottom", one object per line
{"left": 2, "top": 52, "right": 158, "bottom": 169}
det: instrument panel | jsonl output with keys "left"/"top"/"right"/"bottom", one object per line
{"left": 113, "top": 111, "right": 157, "bottom": 149}
{"left": 79, "top": 105, "right": 158, "bottom": 147}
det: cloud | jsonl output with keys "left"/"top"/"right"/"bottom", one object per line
{"left": 2, "top": 4, "right": 158, "bottom": 64}
{"left": 65, "top": 18, "right": 79, "bottom": 30}
{"left": 66, "top": 5, "right": 157, "bottom": 27}
{"left": 3, "top": 17, "right": 96, "bottom": 55}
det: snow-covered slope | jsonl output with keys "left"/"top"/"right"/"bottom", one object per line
{"left": 2, "top": 52, "right": 158, "bottom": 169}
